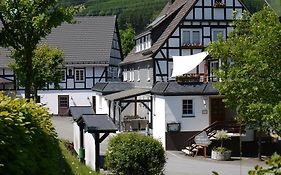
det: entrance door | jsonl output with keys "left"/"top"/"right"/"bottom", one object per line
{"left": 210, "top": 98, "right": 226, "bottom": 124}
{"left": 58, "top": 95, "right": 69, "bottom": 116}
{"left": 92, "top": 96, "right": 96, "bottom": 113}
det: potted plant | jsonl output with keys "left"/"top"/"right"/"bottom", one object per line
{"left": 211, "top": 130, "right": 231, "bottom": 160}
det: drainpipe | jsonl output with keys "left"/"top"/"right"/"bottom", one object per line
{"left": 79, "top": 123, "right": 85, "bottom": 163}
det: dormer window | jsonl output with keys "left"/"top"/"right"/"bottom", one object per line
{"left": 135, "top": 34, "right": 151, "bottom": 53}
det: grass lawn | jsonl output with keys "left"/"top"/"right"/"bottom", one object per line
{"left": 59, "top": 140, "right": 100, "bottom": 175}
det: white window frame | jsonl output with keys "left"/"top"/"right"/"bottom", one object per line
{"left": 131, "top": 69, "right": 135, "bottom": 82}
{"left": 181, "top": 29, "right": 202, "bottom": 45}
{"left": 182, "top": 99, "right": 194, "bottom": 117}
{"left": 123, "top": 69, "right": 128, "bottom": 81}
{"left": 211, "top": 28, "right": 226, "bottom": 42}
{"left": 136, "top": 39, "right": 140, "bottom": 52}
{"left": 147, "top": 66, "right": 151, "bottom": 82}
{"left": 61, "top": 69, "right": 66, "bottom": 82}
{"left": 75, "top": 69, "right": 85, "bottom": 82}
{"left": 137, "top": 67, "right": 140, "bottom": 82}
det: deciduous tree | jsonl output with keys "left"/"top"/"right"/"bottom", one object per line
{"left": 207, "top": 7, "right": 281, "bottom": 160}
{"left": 120, "top": 23, "right": 135, "bottom": 57}
{"left": 11, "top": 44, "right": 64, "bottom": 101}
{"left": 0, "top": 0, "right": 83, "bottom": 99}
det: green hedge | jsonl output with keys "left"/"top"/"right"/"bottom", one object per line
{"left": 0, "top": 93, "right": 70, "bottom": 175}
{"left": 105, "top": 132, "right": 166, "bottom": 175}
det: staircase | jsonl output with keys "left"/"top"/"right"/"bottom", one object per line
{"left": 181, "top": 121, "right": 242, "bottom": 156}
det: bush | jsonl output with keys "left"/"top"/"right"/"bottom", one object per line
{"left": 0, "top": 93, "right": 70, "bottom": 175}
{"left": 105, "top": 132, "right": 166, "bottom": 175}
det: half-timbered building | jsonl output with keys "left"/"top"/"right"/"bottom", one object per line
{"left": 0, "top": 16, "right": 122, "bottom": 115}
{"left": 93, "top": 0, "right": 250, "bottom": 151}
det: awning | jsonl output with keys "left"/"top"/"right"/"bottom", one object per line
{"left": 171, "top": 52, "right": 208, "bottom": 77}
{"left": 81, "top": 114, "right": 118, "bottom": 133}
{"left": 69, "top": 106, "right": 95, "bottom": 121}
{"left": 105, "top": 88, "right": 151, "bottom": 101}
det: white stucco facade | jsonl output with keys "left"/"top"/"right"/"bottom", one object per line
{"left": 73, "top": 122, "right": 80, "bottom": 153}
{"left": 95, "top": 92, "right": 110, "bottom": 114}
{"left": 153, "top": 95, "right": 210, "bottom": 149}
{"left": 84, "top": 132, "right": 96, "bottom": 171}
{"left": 38, "top": 90, "right": 94, "bottom": 115}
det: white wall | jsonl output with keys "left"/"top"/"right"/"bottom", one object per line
{"left": 31, "top": 90, "right": 95, "bottom": 115}
{"left": 95, "top": 92, "right": 109, "bottom": 114}
{"left": 165, "top": 96, "right": 209, "bottom": 131}
{"left": 84, "top": 132, "right": 96, "bottom": 170}
{"left": 152, "top": 96, "right": 166, "bottom": 149}
{"left": 73, "top": 123, "right": 80, "bottom": 154}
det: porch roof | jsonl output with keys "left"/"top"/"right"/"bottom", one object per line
{"left": 104, "top": 88, "right": 151, "bottom": 101}
{"left": 81, "top": 114, "right": 118, "bottom": 133}
{"left": 92, "top": 82, "right": 133, "bottom": 95}
{"left": 151, "top": 82, "right": 219, "bottom": 96}
{"left": 69, "top": 106, "right": 95, "bottom": 121}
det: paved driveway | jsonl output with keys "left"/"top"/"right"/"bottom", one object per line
{"left": 165, "top": 151, "right": 266, "bottom": 175}
{"left": 52, "top": 116, "right": 266, "bottom": 175}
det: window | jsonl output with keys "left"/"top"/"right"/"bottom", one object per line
{"left": 147, "top": 66, "right": 150, "bottom": 81}
{"left": 75, "top": 69, "right": 85, "bottom": 81}
{"left": 131, "top": 69, "right": 134, "bottom": 82}
{"left": 68, "top": 69, "right": 73, "bottom": 77}
{"left": 182, "top": 99, "right": 194, "bottom": 117}
{"left": 123, "top": 69, "right": 128, "bottom": 81}
{"left": 61, "top": 70, "right": 66, "bottom": 82}
{"left": 136, "top": 39, "right": 140, "bottom": 52}
{"left": 212, "top": 29, "right": 226, "bottom": 42}
{"left": 209, "top": 60, "right": 219, "bottom": 82}
{"left": 137, "top": 67, "right": 140, "bottom": 82}
{"left": 182, "top": 29, "right": 202, "bottom": 45}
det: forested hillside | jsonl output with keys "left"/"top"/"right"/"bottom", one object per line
{"left": 60, "top": 0, "right": 168, "bottom": 33}
{"left": 59, "top": 0, "right": 266, "bottom": 33}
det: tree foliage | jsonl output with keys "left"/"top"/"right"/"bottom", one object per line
{"left": 120, "top": 23, "right": 135, "bottom": 57}
{"left": 0, "top": 93, "right": 70, "bottom": 175}
{"left": 249, "top": 153, "right": 281, "bottom": 175}
{"left": 11, "top": 44, "right": 64, "bottom": 98}
{"left": 0, "top": 0, "right": 83, "bottom": 99}
{"left": 105, "top": 132, "right": 166, "bottom": 175}
{"left": 207, "top": 7, "right": 281, "bottom": 158}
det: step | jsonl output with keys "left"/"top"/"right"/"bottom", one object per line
{"left": 181, "top": 149, "right": 194, "bottom": 156}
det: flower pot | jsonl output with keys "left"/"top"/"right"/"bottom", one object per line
{"left": 211, "top": 150, "right": 231, "bottom": 161}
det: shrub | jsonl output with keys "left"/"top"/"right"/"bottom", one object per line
{"left": 0, "top": 93, "right": 69, "bottom": 175}
{"left": 105, "top": 132, "right": 166, "bottom": 175}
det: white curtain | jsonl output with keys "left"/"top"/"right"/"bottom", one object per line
{"left": 171, "top": 52, "right": 208, "bottom": 77}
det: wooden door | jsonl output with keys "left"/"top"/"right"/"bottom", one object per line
{"left": 58, "top": 95, "right": 69, "bottom": 116}
{"left": 92, "top": 96, "right": 96, "bottom": 113}
{"left": 210, "top": 98, "right": 226, "bottom": 124}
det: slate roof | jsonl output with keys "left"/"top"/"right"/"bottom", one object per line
{"left": 151, "top": 82, "right": 219, "bottom": 96}
{"left": 0, "top": 77, "right": 13, "bottom": 84}
{"left": 92, "top": 82, "right": 133, "bottom": 95}
{"left": 122, "top": 0, "right": 248, "bottom": 65}
{"left": 0, "top": 16, "right": 117, "bottom": 67}
{"left": 45, "top": 16, "right": 117, "bottom": 65}
{"left": 105, "top": 88, "right": 151, "bottom": 101}
{"left": 0, "top": 48, "right": 12, "bottom": 68}
{"left": 69, "top": 106, "right": 95, "bottom": 121}
{"left": 81, "top": 114, "right": 118, "bottom": 133}
{"left": 122, "top": 0, "right": 190, "bottom": 65}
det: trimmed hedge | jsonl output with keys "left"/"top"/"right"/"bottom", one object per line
{"left": 105, "top": 132, "right": 166, "bottom": 175}
{"left": 0, "top": 93, "right": 70, "bottom": 175}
